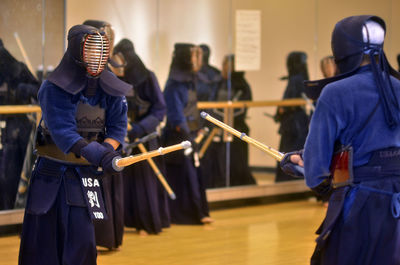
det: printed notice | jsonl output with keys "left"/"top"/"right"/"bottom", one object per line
{"left": 235, "top": 10, "right": 261, "bottom": 71}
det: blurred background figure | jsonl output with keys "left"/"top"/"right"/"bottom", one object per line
{"left": 162, "top": 43, "right": 212, "bottom": 225}
{"left": 274, "top": 51, "right": 309, "bottom": 182}
{"left": 196, "top": 44, "right": 221, "bottom": 101}
{"left": 195, "top": 44, "right": 225, "bottom": 188}
{"left": 0, "top": 39, "right": 40, "bottom": 210}
{"left": 83, "top": 19, "right": 124, "bottom": 250}
{"left": 320, "top": 55, "right": 337, "bottom": 78}
{"left": 213, "top": 54, "right": 255, "bottom": 187}
{"left": 110, "top": 38, "right": 170, "bottom": 236}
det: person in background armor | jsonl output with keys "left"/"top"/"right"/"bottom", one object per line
{"left": 82, "top": 19, "right": 125, "bottom": 251}
{"left": 274, "top": 51, "right": 309, "bottom": 182}
{"left": 195, "top": 44, "right": 224, "bottom": 188}
{"left": 282, "top": 15, "right": 400, "bottom": 265}
{"left": 162, "top": 43, "right": 213, "bottom": 225}
{"left": 196, "top": 44, "right": 221, "bottom": 102}
{"left": 110, "top": 38, "right": 170, "bottom": 235}
{"left": 213, "top": 54, "right": 255, "bottom": 187}
{"left": 18, "top": 24, "right": 130, "bottom": 265}
{"left": 0, "top": 39, "right": 40, "bottom": 210}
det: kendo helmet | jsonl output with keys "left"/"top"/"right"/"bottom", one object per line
{"left": 331, "top": 15, "right": 385, "bottom": 74}
{"left": 83, "top": 20, "right": 115, "bottom": 54}
{"left": 67, "top": 24, "right": 110, "bottom": 77}
{"left": 47, "top": 24, "right": 132, "bottom": 96}
{"left": 286, "top": 51, "right": 309, "bottom": 80}
{"left": 113, "top": 38, "right": 150, "bottom": 86}
{"left": 304, "top": 15, "right": 399, "bottom": 101}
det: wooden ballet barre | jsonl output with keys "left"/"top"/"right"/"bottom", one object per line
{"left": 201, "top": 112, "right": 284, "bottom": 161}
{"left": 197, "top": 98, "right": 308, "bottom": 109}
{"left": 0, "top": 105, "right": 41, "bottom": 114}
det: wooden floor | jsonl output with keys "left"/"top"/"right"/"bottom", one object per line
{"left": 0, "top": 199, "right": 326, "bottom": 265}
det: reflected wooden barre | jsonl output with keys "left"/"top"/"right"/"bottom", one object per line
{"left": 0, "top": 105, "right": 41, "bottom": 114}
{"left": 197, "top": 98, "right": 308, "bottom": 109}
{"left": 201, "top": 112, "right": 284, "bottom": 161}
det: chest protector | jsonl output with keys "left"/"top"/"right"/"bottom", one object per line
{"left": 35, "top": 102, "right": 105, "bottom": 165}
{"left": 183, "top": 87, "right": 201, "bottom": 132}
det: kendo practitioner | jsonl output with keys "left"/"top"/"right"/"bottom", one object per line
{"left": 213, "top": 54, "right": 255, "bottom": 187}
{"left": 18, "top": 24, "right": 130, "bottom": 265}
{"left": 274, "top": 51, "right": 310, "bottom": 182}
{"left": 196, "top": 44, "right": 221, "bottom": 101}
{"left": 195, "top": 44, "right": 224, "bottom": 188}
{"left": 83, "top": 19, "right": 125, "bottom": 250}
{"left": 0, "top": 39, "right": 40, "bottom": 210}
{"left": 162, "top": 43, "right": 213, "bottom": 225}
{"left": 281, "top": 15, "right": 400, "bottom": 265}
{"left": 111, "top": 38, "right": 170, "bottom": 235}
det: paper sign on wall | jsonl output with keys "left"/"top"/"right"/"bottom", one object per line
{"left": 235, "top": 10, "right": 261, "bottom": 71}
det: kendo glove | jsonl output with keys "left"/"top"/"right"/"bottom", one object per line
{"left": 311, "top": 179, "right": 333, "bottom": 202}
{"left": 128, "top": 123, "right": 145, "bottom": 142}
{"left": 279, "top": 150, "right": 305, "bottom": 178}
{"left": 80, "top": 141, "right": 124, "bottom": 174}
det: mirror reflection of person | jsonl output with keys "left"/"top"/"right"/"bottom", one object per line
{"left": 195, "top": 44, "right": 225, "bottom": 188}
{"left": 274, "top": 51, "right": 309, "bottom": 182}
{"left": 162, "top": 43, "right": 213, "bottom": 225}
{"left": 0, "top": 39, "right": 40, "bottom": 211}
{"left": 213, "top": 54, "right": 255, "bottom": 187}
{"left": 110, "top": 38, "right": 170, "bottom": 236}
{"left": 196, "top": 44, "right": 221, "bottom": 101}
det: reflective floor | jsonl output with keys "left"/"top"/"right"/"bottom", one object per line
{"left": 0, "top": 199, "right": 326, "bottom": 265}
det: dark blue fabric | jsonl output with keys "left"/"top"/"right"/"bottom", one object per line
{"left": 211, "top": 72, "right": 255, "bottom": 186}
{"left": 196, "top": 65, "right": 221, "bottom": 101}
{"left": 38, "top": 80, "right": 127, "bottom": 153}
{"left": 20, "top": 76, "right": 127, "bottom": 262}
{"left": 80, "top": 141, "right": 109, "bottom": 166}
{"left": 162, "top": 75, "right": 210, "bottom": 224}
{"left": 305, "top": 65, "right": 400, "bottom": 265}
{"left": 0, "top": 117, "right": 33, "bottom": 210}
{"left": 93, "top": 170, "right": 124, "bottom": 249}
{"left": 276, "top": 74, "right": 309, "bottom": 182}
{"left": 304, "top": 65, "right": 400, "bottom": 188}
{"left": 130, "top": 71, "right": 166, "bottom": 135}
{"left": 80, "top": 141, "right": 121, "bottom": 174}
{"left": 19, "top": 158, "right": 97, "bottom": 265}
{"left": 164, "top": 153, "right": 209, "bottom": 224}
{"left": 122, "top": 62, "right": 169, "bottom": 234}
{"left": 164, "top": 79, "right": 190, "bottom": 130}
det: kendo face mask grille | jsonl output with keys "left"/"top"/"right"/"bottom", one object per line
{"left": 82, "top": 32, "right": 110, "bottom": 76}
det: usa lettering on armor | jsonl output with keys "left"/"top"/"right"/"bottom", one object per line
{"left": 82, "top": 177, "right": 100, "bottom": 187}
